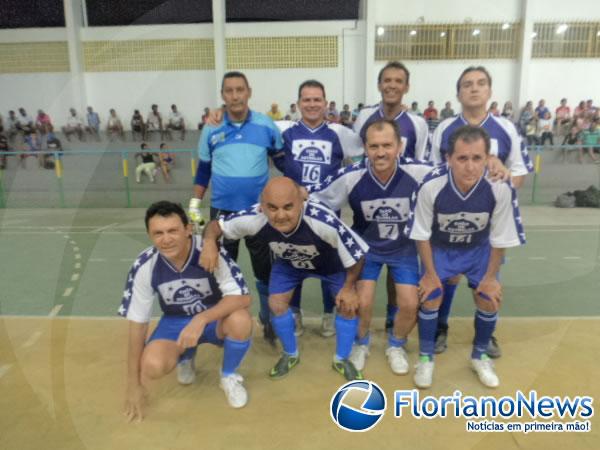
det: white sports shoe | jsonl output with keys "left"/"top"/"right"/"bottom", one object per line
{"left": 320, "top": 313, "right": 336, "bottom": 337}
{"left": 176, "top": 357, "right": 196, "bottom": 385}
{"left": 349, "top": 344, "right": 370, "bottom": 371}
{"left": 220, "top": 373, "right": 248, "bottom": 408}
{"left": 385, "top": 346, "right": 409, "bottom": 375}
{"left": 414, "top": 356, "right": 434, "bottom": 389}
{"left": 471, "top": 355, "right": 500, "bottom": 388}
{"left": 293, "top": 310, "right": 305, "bottom": 337}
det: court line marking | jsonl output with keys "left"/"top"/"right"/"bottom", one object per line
{"left": 528, "top": 256, "right": 547, "bottom": 260}
{"left": 88, "top": 258, "right": 107, "bottom": 262}
{"left": 91, "top": 223, "right": 119, "bottom": 233}
{"left": 563, "top": 256, "right": 582, "bottom": 260}
{"left": 22, "top": 331, "right": 42, "bottom": 348}
{"left": 48, "top": 304, "right": 63, "bottom": 317}
{"left": 0, "top": 364, "right": 12, "bottom": 379}
{"left": 74, "top": 262, "right": 82, "bottom": 269}
{"left": 74, "top": 254, "right": 81, "bottom": 260}
{"left": 71, "top": 273, "right": 80, "bottom": 282}
{"left": 62, "top": 287, "right": 73, "bottom": 297}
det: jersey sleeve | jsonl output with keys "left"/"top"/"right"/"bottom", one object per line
{"left": 429, "top": 121, "right": 445, "bottom": 164}
{"left": 119, "top": 256, "right": 157, "bottom": 323}
{"left": 406, "top": 179, "right": 439, "bottom": 241}
{"left": 489, "top": 181, "right": 526, "bottom": 248}
{"left": 198, "top": 125, "right": 213, "bottom": 161}
{"left": 218, "top": 207, "right": 269, "bottom": 240}
{"left": 502, "top": 119, "right": 533, "bottom": 176}
{"left": 330, "top": 123, "right": 365, "bottom": 159}
{"left": 309, "top": 164, "right": 364, "bottom": 211}
{"left": 265, "top": 116, "right": 284, "bottom": 154}
{"left": 411, "top": 115, "right": 430, "bottom": 161}
{"left": 213, "top": 247, "right": 250, "bottom": 296}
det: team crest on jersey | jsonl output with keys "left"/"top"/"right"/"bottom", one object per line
{"left": 361, "top": 198, "right": 410, "bottom": 222}
{"left": 210, "top": 132, "right": 226, "bottom": 146}
{"left": 269, "top": 242, "right": 320, "bottom": 270}
{"left": 437, "top": 212, "right": 489, "bottom": 243}
{"left": 292, "top": 139, "right": 333, "bottom": 164}
{"left": 158, "top": 278, "right": 212, "bottom": 314}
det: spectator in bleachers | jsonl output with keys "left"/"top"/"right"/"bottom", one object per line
{"left": 16, "top": 108, "right": 34, "bottom": 136}
{"left": 488, "top": 101, "right": 500, "bottom": 117}
{"left": 410, "top": 101, "right": 422, "bottom": 116}
{"left": 574, "top": 100, "right": 586, "bottom": 117}
{"left": 6, "top": 110, "right": 19, "bottom": 143}
{"left": 131, "top": 109, "right": 145, "bottom": 141}
{"left": 0, "top": 132, "right": 9, "bottom": 169}
{"left": 86, "top": 106, "right": 101, "bottom": 141}
{"left": 562, "top": 126, "right": 583, "bottom": 163}
{"left": 146, "top": 104, "right": 164, "bottom": 140}
{"left": 423, "top": 100, "right": 438, "bottom": 121}
{"left": 20, "top": 126, "right": 40, "bottom": 168}
{"left": 340, "top": 103, "right": 353, "bottom": 127}
{"left": 158, "top": 142, "right": 175, "bottom": 183}
{"left": 326, "top": 101, "right": 340, "bottom": 122}
{"left": 267, "top": 103, "right": 283, "bottom": 121}
{"left": 286, "top": 103, "right": 300, "bottom": 121}
{"left": 535, "top": 99, "right": 550, "bottom": 120}
{"left": 519, "top": 101, "right": 534, "bottom": 136}
{"left": 35, "top": 110, "right": 53, "bottom": 138}
{"left": 166, "top": 104, "right": 186, "bottom": 140}
{"left": 537, "top": 111, "right": 554, "bottom": 147}
{"left": 135, "top": 143, "right": 158, "bottom": 183}
{"left": 440, "top": 101, "right": 455, "bottom": 120}
{"left": 106, "top": 109, "right": 125, "bottom": 141}
{"left": 586, "top": 99, "right": 597, "bottom": 117}
{"left": 555, "top": 98, "right": 571, "bottom": 137}
{"left": 351, "top": 103, "right": 364, "bottom": 122}
{"left": 501, "top": 101, "right": 514, "bottom": 122}
{"left": 581, "top": 120, "right": 599, "bottom": 162}
{"left": 62, "top": 108, "right": 85, "bottom": 142}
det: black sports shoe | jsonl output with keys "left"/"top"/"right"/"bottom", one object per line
{"left": 332, "top": 359, "right": 363, "bottom": 381}
{"left": 434, "top": 328, "right": 448, "bottom": 354}
{"left": 269, "top": 354, "right": 300, "bottom": 379}
{"left": 485, "top": 335, "right": 502, "bottom": 359}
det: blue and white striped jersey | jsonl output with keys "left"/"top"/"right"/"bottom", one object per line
{"left": 276, "top": 120, "right": 364, "bottom": 186}
{"left": 353, "top": 104, "right": 429, "bottom": 161}
{"left": 118, "top": 236, "right": 248, "bottom": 323}
{"left": 430, "top": 114, "right": 533, "bottom": 176}
{"left": 218, "top": 200, "right": 369, "bottom": 275}
{"left": 309, "top": 158, "right": 432, "bottom": 259}
{"left": 406, "top": 164, "right": 525, "bottom": 249}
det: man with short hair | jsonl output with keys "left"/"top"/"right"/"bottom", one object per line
{"left": 6, "top": 110, "right": 19, "bottom": 143}
{"left": 267, "top": 103, "right": 283, "bottom": 121}
{"left": 120, "top": 201, "right": 252, "bottom": 421}
{"left": 429, "top": 66, "right": 531, "bottom": 358}
{"left": 201, "top": 177, "right": 368, "bottom": 381}
{"left": 189, "top": 71, "right": 284, "bottom": 344}
{"left": 309, "top": 119, "right": 432, "bottom": 376}
{"left": 131, "top": 109, "right": 145, "bottom": 141}
{"left": 106, "top": 108, "right": 125, "bottom": 141}
{"left": 62, "top": 108, "right": 85, "bottom": 142}
{"left": 407, "top": 125, "right": 525, "bottom": 389}
{"left": 440, "top": 101, "right": 455, "bottom": 120}
{"left": 135, "top": 143, "right": 158, "bottom": 183}
{"left": 166, "top": 104, "right": 186, "bottom": 140}
{"left": 286, "top": 103, "right": 300, "bottom": 121}
{"left": 146, "top": 104, "right": 164, "bottom": 140}
{"left": 86, "top": 107, "right": 101, "bottom": 141}
{"left": 423, "top": 101, "right": 438, "bottom": 121}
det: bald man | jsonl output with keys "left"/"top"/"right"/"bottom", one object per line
{"left": 201, "top": 177, "right": 369, "bottom": 381}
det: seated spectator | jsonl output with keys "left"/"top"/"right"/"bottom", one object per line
{"left": 519, "top": 101, "right": 534, "bottom": 136}
{"left": 440, "top": 101, "right": 455, "bottom": 120}
{"left": 488, "top": 101, "right": 500, "bottom": 117}
{"left": 340, "top": 103, "right": 352, "bottom": 127}
{"left": 0, "top": 133, "right": 9, "bottom": 169}
{"left": 423, "top": 100, "right": 438, "bottom": 121}
{"left": 131, "top": 109, "right": 145, "bottom": 141}
{"left": 287, "top": 103, "right": 300, "bottom": 121}
{"left": 106, "top": 109, "right": 125, "bottom": 141}
{"left": 267, "top": 103, "right": 283, "bottom": 121}
{"left": 20, "top": 127, "right": 40, "bottom": 168}
{"left": 35, "top": 110, "right": 53, "bottom": 135}
{"left": 135, "top": 143, "right": 158, "bottom": 183}
{"left": 158, "top": 142, "right": 175, "bottom": 183}
{"left": 62, "top": 108, "right": 85, "bottom": 142}
{"left": 581, "top": 120, "right": 600, "bottom": 162}
{"left": 166, "top": 104, "right": 186, "bottom": 141}
{"left": 6, "top": 110, "right": 19, "bottom": 143}
{"left": 410, "top": 101, "right": 422, "bottom": 116}
{"left": 326, "top": 101, "right": 340, "bottom": 122}
{"left": 538, "top": 111, "right": 554, "bottom": 147}
{"left": 16, "top": 108, "right": 35, "bottom": 137}
{"left": 352, "top": 103, "right": 364, "bottom": 122}
{"left": 501, "top": 101, "right": 514, "bottom": 121}
{"left": 146, "top": 104, "right": 163, "bottom": 140}
{"left": 562, "top": 126, "right": 582, "bottom": 163}
{"left": 86, "top": 107, "right": 101, "bottom": 141}
{"left": 535, "top": 99, "right": 550, "bottom": 120}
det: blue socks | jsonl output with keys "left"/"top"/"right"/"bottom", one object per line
{"left": 418, "top": 306, "right": 439, "bottom": 358}
{"left": 355, "top": 332, "right": 370, "bottom": 346}
{"left": 271, "top": 309, "right": 298, "bottom": 356}
{"left": 472, "top": 309, "right": 498, "bottom": 359}
{"left": 335, "top": 315, "right": 359, "bottom": 360}
{"left": 388, "top": 332, "right": 407, "bottom": 348}
{"left": 222, "top": 337, "right": 251, "bottom": 376}
{"left": 437, "top": 282, "right": 458, "bottom": 329}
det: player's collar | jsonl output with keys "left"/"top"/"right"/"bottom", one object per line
{"left": 459, "top": 112, "right": 491, "bottom": 127}
{"left": 299, "top": 120, "right": 327, "bottom": 133}
{"left": 224, "top": 110, "right": 253, "bottom": 126}
{"left": 448, "top": 167, "right": 487, "bottom": 201}
{"left": 366, "top": 158, "right": 399, "bottom": 190}
{"left": 378, "top": 103, "right": 405, "bottom": 121}
{"left": 159, "top": 236, "right": 195, "bottom": 273}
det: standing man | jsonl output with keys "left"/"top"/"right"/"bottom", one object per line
{"left": 407, "top": 126, "right": 525, "bottom": 388}
{"left": 309, "top": 119, "right": 432, "bottom": 375}
{"left": 354, "top": 61, "right": 430, "bottom": 331}
{"left": 201, "top": 177, "right": 368, "bottom": 381}
{"left": 119, "top": 201, "right": 252, "bottom": 421}
{"left": 429, "top": 66, "right": 532, "bottom": 357}
{"left": 189, "top": 71, "right": 284, "bottom": 343}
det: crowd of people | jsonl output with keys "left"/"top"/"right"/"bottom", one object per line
{"left": 119, "top": 64, "right": 536, "bottom": 421}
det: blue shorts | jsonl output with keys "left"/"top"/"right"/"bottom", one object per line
{"left": 269, "top": 261, "right": 346, "bottom": 297}
{"left": 432, "top": 244, "right": 497, "bottom": 289}
{"left": 148, "top": 315, "right": 223, "bottom": 346}
{"left": 360, "top": 252, "right": 419, "bottom": 285}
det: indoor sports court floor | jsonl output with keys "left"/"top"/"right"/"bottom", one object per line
{"left": 0, "top": 205, "right": 599, "bottom": 450}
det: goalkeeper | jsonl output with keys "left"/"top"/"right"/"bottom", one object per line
{"left": 189, "top": 71, "right": 285, "bottom": 343}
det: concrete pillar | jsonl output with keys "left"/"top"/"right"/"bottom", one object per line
{"left": 212, "top": 0, "right": 227, "bottom": 101}
{"left": 63, "top": 0, "right": 86, "bottom": 113}
{"left": 516, "top": 0, "right": 534, "bottom": 108}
